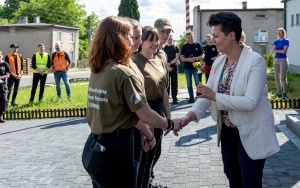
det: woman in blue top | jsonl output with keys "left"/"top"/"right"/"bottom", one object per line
{"left": 272, "top": 28, "right": 289, "bottom": 99}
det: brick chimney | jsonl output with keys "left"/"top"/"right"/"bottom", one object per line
{"left": 242, "top": 1, "right": 247, "bottom": 9}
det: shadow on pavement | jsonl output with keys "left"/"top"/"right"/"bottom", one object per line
{"left": 175, "top": 124, "right": 216, "bottom": 147}
{"left": 0, "top": 118, "right": 87, "bottom": 135}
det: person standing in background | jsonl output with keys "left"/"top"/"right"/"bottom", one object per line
{"left": 180, "top": 31, "right": 204, "bottom": 103}
{"left": 0, "top": 51, "right": 11, "bottom": 123}
{"left": 5, "top": 44, "right": 23, "bottom": 106}
{"left": 29, "top": 44, "right": 51, "bottom": 103}
{"left": 203, "top": 34, "right": 219, "bottom": 82}
{"left": 52, "top": 41, "right": 72, "bottom": 100}
{"left": 163, "top": 34, "right": 180, "bottom": 104}
{"left": 272, "top": 28, "right": 289, "bottom": 100}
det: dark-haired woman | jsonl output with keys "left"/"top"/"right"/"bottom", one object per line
{"left": 132, "top": 26, "right": 170, "bottom": 188}
{"left": 180, "top": 12, "right": 280, "bottom": 188}
{"left": 81, "top": 16, "right": 181, "bottom": 188}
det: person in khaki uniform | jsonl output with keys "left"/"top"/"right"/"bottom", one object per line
{"left": 81, "top": 16, "right": 181, "bottom": 188}
{"left": 133, "top": 25, "right": 171, "bottom": 188}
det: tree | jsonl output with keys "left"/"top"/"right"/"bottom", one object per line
{"left": 118, "top": 0, "right": 140, "bottom": 21}
{"left": 0, "top": 0, "right": 27, "bottom": 21}
{"left": 177, "top": 32, "right": 187, "bottom": 51}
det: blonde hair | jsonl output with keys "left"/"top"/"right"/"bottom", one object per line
{"left": 277, "top": 28, "right": 286, "bottom": 37}
{"left": 240, "top": 31, "right": 246, "bottom": 43}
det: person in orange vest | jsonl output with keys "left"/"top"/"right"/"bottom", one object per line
{"left": 29, "top": 44, "right": 51, "bottom": 103}
{"left": 51, "top": 41, "right": 72, "bottom": 100}
{"left": 5, "top": 44, "right": 23, "bottom": 106}
{"left": 0, "top": 51, "right": 11, "bottom": 123}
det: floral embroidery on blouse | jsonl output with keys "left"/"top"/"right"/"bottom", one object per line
{"left": 218, "top": 61, "right": 238, "bottom": 127}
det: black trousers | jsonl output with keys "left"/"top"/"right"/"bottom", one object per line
{"left": 82, "top": 128, "right": 136, "bottom": 188}
{"left": 7, "top": 76, "right": 21, "bottom": 103}
{"left": 0, "top": 83, "right": 8, "bottom": 116}
{"left": 221, "top": 124, "right": 266, "bottom": 188}
{"left": 30, "top": 73, "right": 48, "bottom": 102}
{"left": 137, "top": 99, "right": 164, "bottom": 188}
{"left": 167, "top": 70, "right": 178, "bottom": 101}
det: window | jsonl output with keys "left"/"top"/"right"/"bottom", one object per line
{"left": 255, "top": 14, "right": 266, "bottom": 19}
{"left": 70, "top": 32, "right": 74, "bottom": 42}
{"left": 291, "top": 14, "right": 294, "bottom": 26}
{"left": 296, "top": 14, "right": 299, "bottom": 26}
{"left": 57, "top": 32, "right": 62, "bottom": 41}
{"left": 254, "top": 29, "right": 268, "bottom": 43}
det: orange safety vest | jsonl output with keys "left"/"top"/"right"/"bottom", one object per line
{"left": 53, "top": 51, "right": 68, "bottom": 71}
{"left": 7, "top": 53, "right": 22, "bottom": 75}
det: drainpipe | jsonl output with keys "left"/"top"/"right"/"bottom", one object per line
{"left": 280, "top": 0, "right": 289, "bottom": 31}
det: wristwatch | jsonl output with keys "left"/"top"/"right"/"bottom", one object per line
{"left": 196, "top": 57, "right": 199, "bottom": 61}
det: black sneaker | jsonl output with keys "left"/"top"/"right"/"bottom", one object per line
{"left": 173, "top": 100, "right": 178, "bottom": 104}
{"left": 0, "top": 118, "right": 5, "bottom": 123}
{"left": 187, "top": 99, "right": 194, "bottom": 103}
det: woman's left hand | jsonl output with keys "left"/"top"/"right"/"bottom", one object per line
{"left": 196, "top": 84, "right": 216, "bottom": 101}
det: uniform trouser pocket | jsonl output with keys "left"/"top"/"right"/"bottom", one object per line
{"left": 82, "top": 131, "right": 136, "bottom": 187}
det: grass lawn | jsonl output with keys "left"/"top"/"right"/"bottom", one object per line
{"left": 7, "top": 72, "right": 300, "bottom": 111}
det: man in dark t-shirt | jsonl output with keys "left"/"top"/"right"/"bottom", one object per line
{"left": 180, "top": 31, "right": 204, "bottom": 103}
{"left": 0, "top": 51, "right": 11, "bottom": 123}
{"left": 163, "top": 34, "right": 180, "bottom": 104}
{"left": 203, "top": 34, "right": 219, "bottom": 82}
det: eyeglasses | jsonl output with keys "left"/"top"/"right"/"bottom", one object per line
{"left": 277, "top": 32, "right": 282, "bottom": 35}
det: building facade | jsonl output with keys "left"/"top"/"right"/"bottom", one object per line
{"left": 193, "top": 3, "right": 283, "bottom": 55}
{"left": 286, "top": 0, "right": 300, "bottom": 74}
{"left": 0, "top": 17, "right": 79, "bottom": 66}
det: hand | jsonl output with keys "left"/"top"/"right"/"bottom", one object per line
{"left": 167, "top": 66, "right": 173, "bottom": 72}
{"left": 164, "top": 118, "right": 181, "bottom": 136}
{"left": 142, "top": 136, "right": 150, "bottom": 152}
{"left": 196, "top": 83, "right": 216, "bottom": 101}
{"left": 39, "top": 71, "right": 44, "bottom": 76}
{"left": 189, "top": 57, "right": 195, "bottom": 62}
{"left": 180, "top": 116, "right": 190, "bottom": 128}
{"left": 147, "top": 135, "right": 156, "bottom": 150}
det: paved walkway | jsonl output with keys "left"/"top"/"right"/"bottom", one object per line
{"left": 1, "top": 92, "right": 300, "bottom": 188}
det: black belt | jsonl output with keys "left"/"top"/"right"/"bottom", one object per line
{"left": 92, "top": 127, "right": 134, "bottom": 140}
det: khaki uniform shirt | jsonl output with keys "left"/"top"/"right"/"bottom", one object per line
{"left": 132, "top": 53, "right": 167, "bottom": 100}
{"left": 86, "top": 59, "right": 147, "bottom": 134}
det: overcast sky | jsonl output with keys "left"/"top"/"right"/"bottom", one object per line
{"left": 1, "top": 0, "right": 284, "bottom": 39}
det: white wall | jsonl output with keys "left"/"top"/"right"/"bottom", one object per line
{"left": 286, "top": 0, "right": 300, "bottom": 74}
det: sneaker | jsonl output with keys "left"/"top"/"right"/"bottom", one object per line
{"left": 187, "top": 99, "right": 194, "bottom": 103}
{"left": 0, "top": 118, "right": 5, "bottom": 123}
{"left": 282, "top": 93, "right": 288, "bottom": 100}
{"left": 149, "top": 184, "right": 168, "bottom": 188}
{"left": 272, "top": 93, "right": 282, "bottom": 98}
{"left": 173, "top": 99, "right": 178, "bottom": 104}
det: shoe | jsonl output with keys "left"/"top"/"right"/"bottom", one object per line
{"left": 0, "top": 118, "right": 5, "bottom": 123}
{"left": 187, "top": 99, "right": 194, "bottom": 103}
{"left": 272, "top": 93, "right": 282, "bottom": 98}
{"left": 149, "top": 184, "right": 167, "bottom": 188}
{"left": 173, "top": 100, "right": 178, "bottom": 104}
{"left": 282, "top": 93, "right": 288, "bottom": 100}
